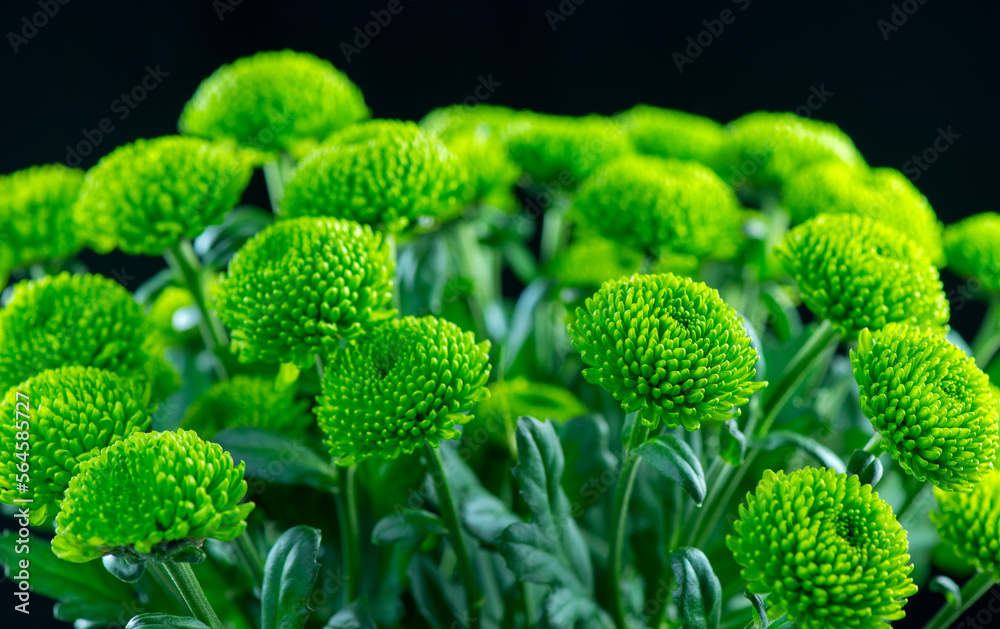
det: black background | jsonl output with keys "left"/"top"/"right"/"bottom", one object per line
{"left": 1, "top": 0, "right": 998, "bottom": 626}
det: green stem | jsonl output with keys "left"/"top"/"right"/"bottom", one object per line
{"left": 609, "top": 419, "right": 651, "bottom": 629}
{"left": 233, "top": 530, "right": 264, "bottom": 591}
{"left": 424, "top": 441, "right": 483, "bottom": 628}
{"left": 334, "top": 464, "right": 361, "bottom": 604}
{"left": 897, "top": 483, "right": 935, "bottom": 529}
{"left": 972, "top": 297, "right": 1000, "bottom": 367}
{"left": 161, "top": 560, "right": 224, "bottom": 629}
{"left": 262, "top": 155, "right": 294, "bottom": 217}
{"left": 164, "top": 240, "right": 229, "bottom": 378}
{"left": 539, "top": 204, "right": 569, "bottom": 266}
{"left": 923, "top": 571, "right": 997, "bottom": 629}
{"left": 862, "top": 432, "right": 883, "bottom": 455}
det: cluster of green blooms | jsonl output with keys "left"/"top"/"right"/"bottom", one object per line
{"left": 728, "top": 468, "right": 917, "bottom": 629}
{"left": 932, "top": 469, "right": 1000, "bottom": 580}
{"left": 503, "top": 112, "right": 631, "bottom": 182}
{"left": 215, "top": 216, "right": 395, "bottom": 367}
{"left": 182, "top": 375, "right": 312, "bottom": 440}
{"left": 615, "top": 104, "right": 726, "bottom": 169}
{"left": 944, "top": 212, "right": 1000, "bottom": 292}
{"left": 569, "top": 273, "right": 765, "bottom": 431}
{"left": 317, "top": 316, "right": 491, "bottom": 464}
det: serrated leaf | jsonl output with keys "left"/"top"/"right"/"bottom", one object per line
{"left": 125, "top": 613, "right": 212, "bottom": 629}
{"left": 544, "top": 587, "right": 615, "bottom": 629}
{"left": 261, "top": 526, "right": 323, "bottom": 629}
{"left": 847, "top": 450, "right": 883, "bottom": 486}
{"left": 371, "top": 509, "right": 447, "bottom": 546}
{"left": 670, "top": 548, "right": 722, "bottom": 629}
{"left": 462, "top": 494, "right": 520, "bottom": 545}
{"left": 324, "top": 600, "right": 377, "bottom": 629}
{"left": 213, "top": 426, "right": 338, "bottom": 491}
{"left": 755, "top": 431, "right": 846, "bottom": 474}
{"left": 720, "top": 419, "right": 747, "bottom": 466}
{"left": 559, "top": 414, "right": 617, "bottom": 507}
{"left": 634, "top": 434, "right": 707, "bottom": 505}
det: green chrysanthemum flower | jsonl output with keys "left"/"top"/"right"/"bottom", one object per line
{"left": 782, "top": 161, "right": 945, "bottom": 265}
{"left": 0, "top": 164, "right": 84, "bottom": 276}
{"left": 0, "top": 273, "right": 160, "bottom": 397}
{"left": 52, "top": 429, "right": 253, "bottom": 563}
{"left": 317, "top": 316, "right": 491, "bottom": 464}
{"left": 568, "top": 273, "right": 766, "bottom": 431}
{"left": 931, "top": 469, "right": 1000, "bottom": 579}
{"left": 0, "top": 366, "right": 153, "bottom": 524}
{"left": 147, "top": 286, "right": 200, "bottom": 347}
{"left": 73, "top": 136, "right": 253, "bottom": 255}
{"left": 851, "top": 323, "right": 999, "bottom": 490}
{"left": 439, "top": 131, "right": 520, "bottom": 203}
{"left": 179, "top": 49, "right": 369, "bottom": 157}
{"left": 777, "top": 214, "right": 949, "bottom": 338}
{"left": 182, "top": 375, "right": 311, "bottom": 440}
{"left": 944, "top": 212, "right": 1000, "bottom": 292}
{"left": 504, "top": 112, "right": 631, "bottom": 182}
{"left": 727, "top": 468, "right": 917, "bottom": 629}
{"left": 215, "top": 217, "right": 395, "bottom": 367}
{"left": 282, "top": 120, "right": 472, "bottom": 231}
{"left": 420, "top": 103, "right": 519, "bottom": 140}
{"left": 550, "top": 236, "right": 645, "bottom": 288}
{"left": 615, "top": 104, "right": 725, "bottom": 169}
{"left": 572, "top": 155, "right": 744, "bottom": 258}
{"left": 721, "top": 111, "right": 865, "bottom": 190}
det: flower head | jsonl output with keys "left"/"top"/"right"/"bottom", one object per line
{"left": 179, "top": 49, "right": 369, "bottom": 156}
{"left": 931, "top": 469, "right": 1000, "bottom": 579}
{"left": 0, "top": 164, "right": 84, "bottom": 275}
{"left": 420, "top": 103, "right": 518, "bottom": 140}
{"left": 503, "top": 112, "right": 631, "bottom": 182}
{"left": 550, "top": 236, "right": 645, "bottom": 288}
{"left": 615, "top": 105, "right": 725, "bottom": 169}
{"left": 282, "top": 120, "right": 472, "bottom": 231}
{"left": 781, "top": 162, "right": 945, "bottom": 265}
{"left": 0, "top": 366, "right": 153, "bottom": 524}
{"left": 73, "top": 136, "right": 253, "bottom": 255}
{"left": 571, "top": 155, "right": 744, "bottom": 258}
{"left": 721, "top": 111, "right": 864, "bottom": 190}
{"left": 944, "top": 212, "right": 1000, "bottom": 293}
{"left": 52, "top": 429, "right": 253, "bottom": 563}
{"left": 851, "top": 323, "right": 998, "bottom": 490}
{"left": 568, "top": 273, "right": 765, "bottom": 431}
{"left": 182, "top": 375, "right": 311, "bottom": 440}
{"left": 777, "top": 214, "right": 949, "bottom": 338}
{"left": 727, "top": 467, "right": 917, "bottom": 629}
{"left": 317, "top": 316, "right": 491, "bottom": 464}
{"left": 215, "top": 217, "right": 395, "bottom": 366}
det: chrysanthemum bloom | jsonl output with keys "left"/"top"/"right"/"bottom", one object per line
{"left": 931, "top": 469, "right": 1000, "bottom": 579}
{"left": 439, "top": 131, "right": 520, "bottom": 204}
{"left": 728, "top": 468, "right": 917, "bottom": 629}
{"left": 282, "top": 120, "right": 472, "bottom": 231}
{"left": 572, "top": 155, "right": 744, "bottom": 258}
{"left": 944, "top": 212, "right": 1000, "bottom": 292}
{"left": 179, "top": 49, "right": 369, "bottom": 157}
{"left": 215, "top": 217, "right": 395, "bottom": 366}
{"left": 52, "top": 429, "right": 253, "bottom": 563}
{"left": 0, "top": 164, "right": 85, "bottom": 275}
{"left": 781, "top": 162, "right": 945, "bottom": 265}
{"left": 721, "top": 111, "right": 864, "bottom": 190}
{"left": 568, "top": 273, "right": 766, "bottom": 431}
{"left": 550, "top": 236, "right": 645, "bottom": 288}
{"left": 0, "top": 366, "right": 152, "bottom": 524}
{"left": 420, "top": 103, "right": 519, "bottom": 139}
{"left": 503, "top": 112, "right": 631, "bottom": 182}
{"left": 73, "top": 136, "right": 253, "bottom": 255}
{"left": 615, "top": 105, "right": 726, "bottom": 169}
{"left": 316, "top": 316, "right": 491, "bottom": 464}
{"left": 0, "top": 273, "right": 162, "bottom": 396}
{"left": 182, "top": 375, "right": 311, "bottom": 440}
{"left": 851, "top": 323, "right": 999, "bottom": 490}
{"left": 777, "top": 214, "right": 949, "bottom": 338}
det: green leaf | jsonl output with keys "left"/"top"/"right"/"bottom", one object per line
{"left": 195, "top": 205, "right": 274, "bottom": 268}
{"left": 407, "top": 554, "right": 464, "bottom": 629}
{"left": 102, "top": 554, "right": 146, "bottom": 583}
{"left": 544, "top": 587, "right": 614, "bottom": 629}
{"left": 55, "top": 600, "right": 134, "bottom": 625}
{"left": 261, "top": 525, "right": 323, "bottom": 629}
{"left": 670, "top": 548, "right": 722, "bottom": 629}
{"left": 634, "top": 434, "right": 707, "bottom": 505}
{"left": 462, "top": 494, "right": 521, "bottom": 545}
{"left": 755, "top": 431, "right": 846, "bottom": 474}
{"left": 559, "top": 414, "right": 617, "bottom": 509}
{"left": 719, "top": 419, "right": 747, "bottom": 466}
{"left": 125, "top": 613, "right": 212, "bottom": 629}
{"left": 847, "top": 450, "right": 883, "bottom": 486}
{"left": 502, "top": 279, "right": 555, "bottom": 372}
{"left": 744, "top": 590, "right": 769, "bottom": 628}
{"left": 324, "top": 600, "right": 377, "bottom": 629}
{"left": 929, "top": 575, "right": 963, "bottom": 605}
{"left": 213, "top": 426, "right": 338, "bottom": 491}
{"left": 133, "top": 268, "right": 177, "bottom": 306}
{"left": 371, "top": 509, "right": 447, "bottom": 546}
{"left": 760, "top": 283, "right": 801, "bottom": 343}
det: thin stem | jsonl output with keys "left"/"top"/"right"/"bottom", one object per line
{"left": 862, "top": 432, "right": 883, "bottom": 455}
{"left": 233, "top": 530, "right": 264, "bottom": 591}
{"left": 334, "top": 464, "right": 361, "bottom": 604}
{"left": 609, "top": 419, "right": 651, "bottom": 629}
{"left": 164, "top": 240, "right": 229, "bottom": 379}
{"left": 972, "top": 297, "right": 1000, "bottom": 367}
{"left": 424, "top": 441, "right": 483, "bottom": 628}
{"left": 923, "top": 571, "right": 997, "bottom": 629}
{"left": 161, "top": 560, "right": 224, "bottom": 629}
{"left": 897, "top": 483, "right": 935, "bottom": 529}
{"left": 262, "top": 159, "right": 286, "bottom": 216}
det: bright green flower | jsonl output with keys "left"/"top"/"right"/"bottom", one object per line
{"left": 571, "top": 155, "right": 744, "bottom": 257}
{"left": 215, "top": 217, "right": 395, "bottom": 367}
{"left": 282, "top": 120, "right": 472, "bottom": 231}
{"left": 777, "top": 214, "right": 949, "bottom": 338}
{"left": 728, "top": 468, "right": 917, "bottom": 629}
{"left": 851, "top": 323, "right": 999, "bottom": 490}
{"left": 781, "top": 162, "right": 945, "bottom": 265}
{"left": 721, "top": 111, "right": 864, "bottom": 190}
{"left": 0, "top": 366, "right": 153, "bottom": 525}
{"left": 52, "top": 429, "right": 253, "bottom": 563}
{"left": 0, "top": 164, "right": 84, "bottom": 275}
{"left": 182, "top": 375, "right": 311, "bottom": 440}
{"left": 504, "top": 112, "right": 631, "bottom": 182}
{"left": 317, "top": 316, "right": 491, "bottom": 464}
{"left": 550, "top": 236, "right": 645, "bottom": 288}
{"left": 439, "top": 131, "right": 519, "bottom": 203}
{"left": 944, "top": 212, "right": 1000, "bottom": 292}
{"left": 420, "top": 104, "right": 518, "bottom": 140}
{"left": 73, "top": 136, "right": 253, "bottom": 255}
{"left": 568, "top": 273, "right": 766, "bottom": 431}
{"left": 179, "top": 49, "right": 369, "bottom": 156}
{"left": 147, "top": 286, "right": 199, "bottom": 347}
{"left": 932, "top": 469, "right": 1000, "bottom": 579}
{"left": 615, "top": 104, "right": 725, "bottom": 169}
